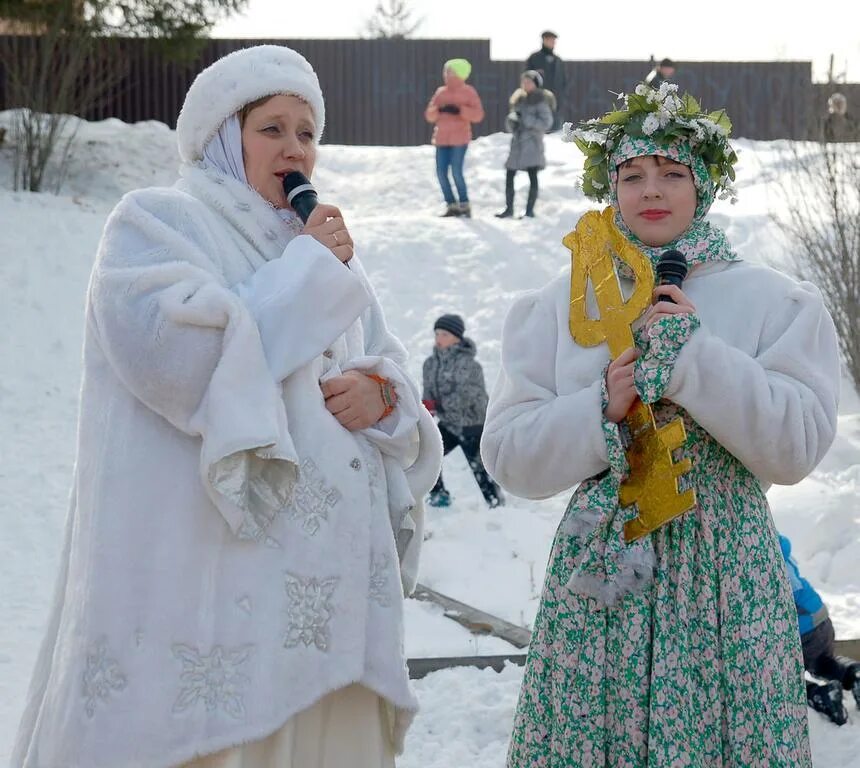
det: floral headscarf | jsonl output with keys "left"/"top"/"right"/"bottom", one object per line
{"left": 608, "top": 133, "right": 740, "bottom": 275}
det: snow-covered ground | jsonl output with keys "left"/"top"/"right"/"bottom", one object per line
{"left": 1, "top": 113, "right": 859, "bottom": 765}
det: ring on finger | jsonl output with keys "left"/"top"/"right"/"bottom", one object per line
{"left": 333, "top": 232, "right": 339, "bottom": 245}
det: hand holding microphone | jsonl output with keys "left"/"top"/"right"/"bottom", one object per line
{"left": 605, "top": 250, "right": 694, "bottom": 421}
{"left": 282, "top": 171, "right": 354, "bottom": 264}
{"left": 643, "top": 248, "right": 695, "bottom": 331}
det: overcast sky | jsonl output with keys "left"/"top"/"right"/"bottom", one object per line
{"left": 214, "top": 0, "right": 860, "bottom": 83}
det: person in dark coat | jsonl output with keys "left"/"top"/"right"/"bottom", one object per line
{"left": 822, "top": 92, "right": 858, "bottom": 142}
{"left": 645, "top": 57, "right": 676, "bottom": 89}
{"left": 496, "top": 70, "right": 554, "bottom": 219}
{"left": 780, "top": 533, "right": 860, "bottom": 726}
{"left": 525, "top": 31, "right": 567, "bottom": 131}
{"left": 422, "top": 314, "right": 504, "bottom": 508}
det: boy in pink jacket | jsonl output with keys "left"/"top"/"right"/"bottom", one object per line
{"left": 425, "top": 58, "right": 485, "bottom": 217}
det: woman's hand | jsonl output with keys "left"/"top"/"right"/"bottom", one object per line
{"left": 303, "top": 203, "right": 354, "bottom": 264}
{"left": 321, "top": 371, "right": 385, "bottom": 430}
{"left": 604, "top": 347, "right": 640, "bottom": 423}
{"left": 642, "top": 285, "right": 696, "bottom": 331}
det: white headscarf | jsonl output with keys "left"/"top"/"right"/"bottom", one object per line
{"left": 202, "top": 114, "right": 247, "bottom": 184}
{"left": 203, "top": 113, "right": 302, "bottom": 227}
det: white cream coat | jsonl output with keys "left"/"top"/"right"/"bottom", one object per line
{"left": 481, "top": 261, "right": 840, "bottom": 499}
{"left": 13, "top": 164, "right": 442, "bottom": 768}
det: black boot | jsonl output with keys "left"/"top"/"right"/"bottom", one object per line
{"left": 807, "top": 680, "right": 848, "bottom": 726}
{"left": 497, "top": 170, "right": 515, "bottom": 218}
{"left": 522, "top": 176, "right": 538, "bottom": 218}
{"left": 843, "top": 662, "right": 860, "bottom": 709}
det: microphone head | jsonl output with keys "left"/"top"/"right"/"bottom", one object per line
{"left": 281, "top": 171, "right": 318, "bottom": 223}
{"left": 282, "top": 171, "right": 315, "bottom": 202}
{"left": 656, "top": 249, "right": 688, "bottom": 282}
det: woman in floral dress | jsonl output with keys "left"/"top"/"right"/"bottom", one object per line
{"left": 481, "top": 84, "right": 841, "bottom": 766}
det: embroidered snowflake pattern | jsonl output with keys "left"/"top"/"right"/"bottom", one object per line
{"left": 171, "top": 643, "right": 253, "bottom": 719}
{"left": 369, "top": 552, "right": 394, "bottom": 608}
{"left": 359, "top": 439, "right": 385, "bottom": 507}
{"left": 283, "top": 572, "right": 339, "bottom": 651}
{"left": 282, "top": 459, "right": 341, "bottom": 535}
{"left": 82, "top": 638, "right": 127, "bottom": 718}
{"left": 236, "top": 517, "right": 281, "bottom": 547}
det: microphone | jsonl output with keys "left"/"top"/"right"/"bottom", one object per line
{"left": 654, "top": 249, "right": 688, "bottom": 305}
{"left": 282, "top": 171, "right": 318, "bottom": 223}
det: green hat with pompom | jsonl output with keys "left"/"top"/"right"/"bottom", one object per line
{"left": 444, "top": 58, "right": 472, "bottom": 80}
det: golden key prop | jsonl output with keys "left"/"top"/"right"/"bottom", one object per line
{"left": 564, "top": 207, "right": 696, "bottom": 542}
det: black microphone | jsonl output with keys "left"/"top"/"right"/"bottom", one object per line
{"left": 282, "top": 171, "right": 318, "bottom": 223}
{"left": 654, "top": 249, "right": 688, "bottom": 305}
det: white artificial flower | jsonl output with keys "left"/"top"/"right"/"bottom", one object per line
{"left": 561, "top": 122, "right": 576, "bottom": 142}
{"left": 687, "top": 119, "right": 708, "bottom": 143}
{"left": 635, "top": 83, "right": 649, "bottom": 97}
{"left": 718, "top": 181, "right": 739, "bottom": 204}
{"left": 572, "top": 127, "right": 609, "bottom": 145}
{"left": 663, "top": 93, "right": 683, "bottom": 113}
{"left": 657, "top": 81, "right": 679, "bottom": 100}
{"left": 642, "top": 113, "right": 661, "bottom": 135}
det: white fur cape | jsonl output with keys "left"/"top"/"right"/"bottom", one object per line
{"left": 12, "top": 162, "right": 442, "bottom": 768}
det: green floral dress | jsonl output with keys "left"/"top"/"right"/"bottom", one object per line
{"left": 507, "top": 392, "right": 811, "bottom": 767}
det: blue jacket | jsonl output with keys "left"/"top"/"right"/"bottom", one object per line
{"left": 779, "top": 534, "right": 828, "bottom": 637}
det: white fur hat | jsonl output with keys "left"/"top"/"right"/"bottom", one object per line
{"left": 176, "top": 44, "right": 325, "bottom": 164}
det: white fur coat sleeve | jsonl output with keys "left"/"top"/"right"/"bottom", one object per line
{"left": 665, "top": 280, "right": 840, "bottom": 484}
{"left": 341, "top": 258, "right": 443, "bottom": 594}
{"left": 481, "top": 287, "right": 611, "bottom": 499}
{"left": 90, "top": 189, "right": 371, "bottom": 539}
{"left": 234, "top": 235, "right": 372, "bottom": 382}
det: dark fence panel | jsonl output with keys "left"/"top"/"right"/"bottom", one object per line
{"left": 0, "top": 36, "right": 848, "bottom": 143}
{"left": 555, "top": 60, "right": 814, "bottom": 141}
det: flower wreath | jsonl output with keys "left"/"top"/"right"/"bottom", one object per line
{"left": 563, "top": 82, "right": 739, "bottom": 203}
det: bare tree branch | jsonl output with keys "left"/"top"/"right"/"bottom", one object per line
{"left": 772, "top": 140, "right": 860, "bottom": 392}
{"left": 0, "top": 0, "right": 247, "bottom": 192}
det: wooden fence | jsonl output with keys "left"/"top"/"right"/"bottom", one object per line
{"left": 1, "top": 36, "right": 854, "bottom": 144}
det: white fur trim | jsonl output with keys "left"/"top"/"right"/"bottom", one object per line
{"left": 176, "top": 45, "right": 325, "bottom": 164}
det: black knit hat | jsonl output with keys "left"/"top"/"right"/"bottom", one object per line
{"left": 434, "top": 313, "right": 465, "bottom": 339}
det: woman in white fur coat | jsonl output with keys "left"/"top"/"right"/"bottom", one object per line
{"left": 482, "top": 84, "right": 841, "bottom": 766}
{"left": 13, "top": 45, "right": 442, "bottom": 768}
